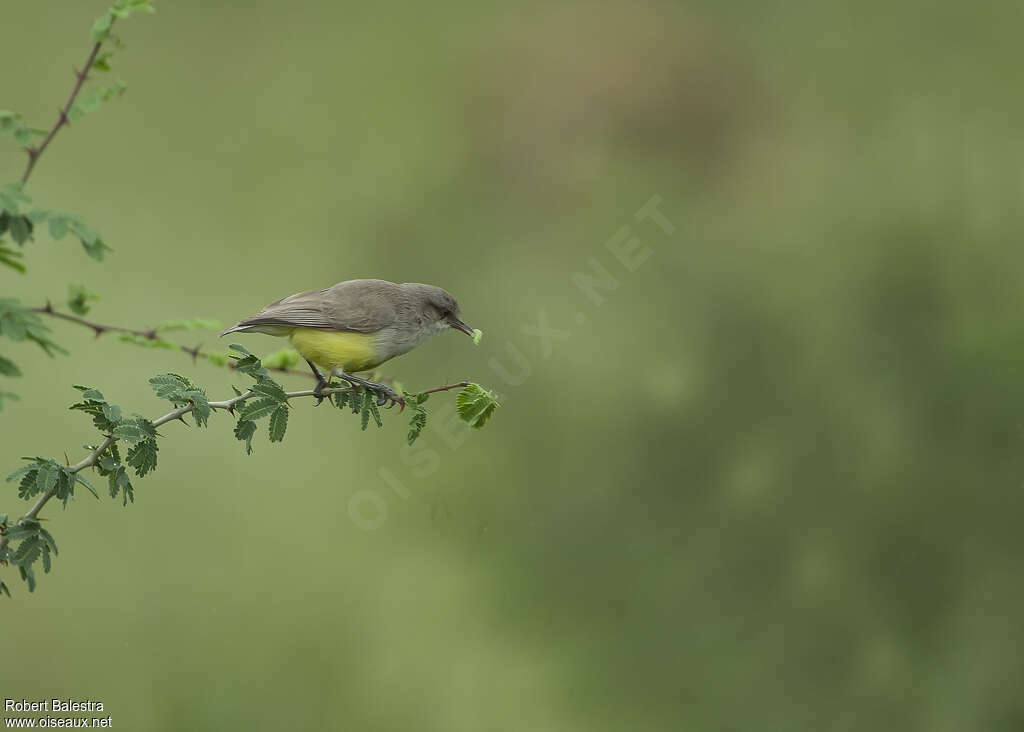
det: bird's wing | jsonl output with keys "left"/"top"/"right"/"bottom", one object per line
{"left": 227, "top": 279, "right": 402, "bottom": 333}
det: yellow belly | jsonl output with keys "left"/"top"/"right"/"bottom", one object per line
{"left": 289, "top": 328, "right": 381, "bottom": 373}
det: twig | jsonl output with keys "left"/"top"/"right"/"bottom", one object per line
{"left": 21, "top": 26, "right": 112, "bottom": 185}
{"left": 417, "top": 380, "right": 471, "bottom": 396}
{"left": 32, "top": 301, "right": 155, "bottom": 339}
{"left": 31, "top": 302, "right": 314, "bottom": 379}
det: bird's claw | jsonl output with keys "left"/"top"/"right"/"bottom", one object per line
{"left": 371, "top": 386, "right": 405, "bottom": 413}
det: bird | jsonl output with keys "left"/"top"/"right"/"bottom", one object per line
{"left": 220, "top": 279, "right": 475, "bottom": 409}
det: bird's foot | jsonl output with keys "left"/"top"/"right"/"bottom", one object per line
{"left": 312, "top": 377, "right": 331, "bottom": 406}
{"left": 370, "top": 383, "right": 405, "bottom": 412}
{"left": 347, "top": 379, "right": 404, "bottom": 412}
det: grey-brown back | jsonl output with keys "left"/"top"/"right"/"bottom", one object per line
{"left": 221, "top": 279, "right": 408, "bottom": 335}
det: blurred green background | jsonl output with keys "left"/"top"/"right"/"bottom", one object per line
{"left": 4, "top": 0, "right": 1024, "bottom": 729}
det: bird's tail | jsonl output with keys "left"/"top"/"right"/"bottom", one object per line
{"left": 219, "top": 324, "right": 246, "bottom": 337}
{"left": 219, "top": 322, "right": 293, "bottom": 337}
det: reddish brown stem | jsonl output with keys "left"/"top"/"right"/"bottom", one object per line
{"left": 30, "top": 303, "right": 314, "bottom": 379}
{"left": 20, "top": 29, "right": 110, "bottom": 185}
{"left": 416, "top": 380, "right": 471, "bottom": 396}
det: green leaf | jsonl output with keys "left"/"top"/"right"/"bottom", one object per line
{"left": 118, "top": 333, "right": 175, "bottom": 349}
{"left": 455, "top": 383, "right": 501, "bottom": 429}
{"left": 75, "top": 473, "right": 99, "bottom": 499}
{"left": 0, "top": 184, "right": 30, "bottom": 214}
{"left": 99, "top": 447, "right": 133, "bottom": 505}
{"left": 47, "top": 215, "right": 69, "bottom": 239}
{"left": 19, "top": 565, "right": 36, "bottom": 592}
{"left": 188, "top": 391, "right": 211, "bottom": 427}
{"left": 16, "top": 469, "right": 39, "bottom": 500}
{"left": 5, "top": 463, "right": 36, "bottom": 483}
{"left": 126, "top": 438, "right": 158, "bottom": 477}
{"left": 36, "top": 463, "right": 59, "bottom": 497}
{"left": 0, "top": 298, "right": 67, "bottom": 356}
{"left": 70, "top": 395, "right": 120, "bottom": 432}
{"left": 148, "top": 375, "right": 210, "bottom": 424}
{"left": 0, "top": 115, "right": 44, "bottom": 150}
{"left": 8, "top": 215, "right": 32, "bottom": 245}
{"left": 261, "top": 347, "right": 301, "bottom": 370}
{"left": 101, "top": 403, "right": 122, "bottom": 423}
{"left": 92, "top": 52, "right": 113, "bottom": 72}
{"left": 407, "top": 403, "right": 427, "bottom": 446}
{"left": 0, "top": 391, "right": 19, "bottom": 411}
{"left": 360, "top": 389, "right": 372, "bottom": 430}
{"left": 91, "top": 12, "right": 114, "bottom": 42}
{"left": 149, "top": 372, "right": 190, "bottom": 398}
{"left": 156, "top": 317, "right": 223, "bottom": 332}
{"left": 0, "top": 243, "right": 26, "bottom": 273}
{"left": 113, "top": 422, "right": 147, "bottom": 442}
{"left": 38, "top": 528, "right": 57, "bottom": 555}
{"left": 229, "top": 344, "right": 271, "bottom": 380}
{"left": 234, "top": 419, "right": 256, "bottom": 455}
{"left": 112, "top": 0, "right": 156, "bottom": 17}
{"left": 67, "top": 283, "right": 99, "bottom": 316}
{"left": 80, "top": 236, "right": 112, "bottom": 261}
{"left": 0, "top": 354, "right": 21, "bottom": 377}
{"left": 268, "top": 405, "right": 288, "bottom": 442}
{"left": 239, "top": 398, "right": 279, "bottom": 422}
{"left": 13, "top": 535, "right": 41, "bottom": 567}
{"left": 367, "top": 392, "right": 382, "bottom": 428}
{"left": 249, "top": 379, "right": 288, "bottom": 404}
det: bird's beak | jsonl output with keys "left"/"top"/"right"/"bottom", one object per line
{"left": 446, "top": 315, "right": 474, "bottom": 337}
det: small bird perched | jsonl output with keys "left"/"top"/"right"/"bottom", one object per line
{"left": 220, "top": 279, "right": 475, "bottom": 409}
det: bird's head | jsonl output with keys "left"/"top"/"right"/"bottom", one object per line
{"left": 405, "top": 283, "right": 474, "bottom": 337}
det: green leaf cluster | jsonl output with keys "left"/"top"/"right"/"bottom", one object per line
{"left": 149, "top": 373, "right": 211, "bottom": 426}
{"left": 97, "top": 444, "right": 133, "bottom": 505}
{"left": 261, "top": 347, "right": 302, "bottom": 370}
{"left": 0, "top": 111, "right": 45, "bottom": 147}
{"left": 6, "top": 457, "right": 95, "bottom": 507}
{"left": 68, "top": 80, "right": 127, "bottom": 125}
{"left": 0, "top": 186, "right": 111, "bottom": 265}
{"left": 70, "top": 385, "right": 122, "bottom": 432}
{"left": 92, "top": 0, "right": 155, "bottom": 44}
{"left": 1, "top": 518, "right": 58, "bottom": 591}
{"left": 228, "top": 345, "right": 291, "bottom": 449}
{"left": 0, "top": 184, "right": 35, "bottom": 257}
{"left": 0, "top": 300, "right": 68, "bottom": 408}
{"left": 31, "top": 210, "right": 112, "bottom": 261}
{"left": 118, "top": 333, "right": 177, "bottom": 349}
{"left": 0, "top": 300, "right": 66, "bottom": 356}
{"left": 331, "top": 385, "right": 383, "bottom": 431}
{"left": 155, "top": 317, "right": 223, "bottom": 333}
{"left": 456, "top": 383, "right": 501, "bottom": 429}
{"left": 70, "top": 385, "right": 159, "bottom": 476}
{"left": 67, "top": 283, "right": 99, "bottom": 316}
{"left": 405, "top": 392, "right": 429, "bottom": 445}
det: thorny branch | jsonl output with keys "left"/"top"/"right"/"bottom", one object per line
{"left": 31, "top": 301, "right": 313, "bottom": 379}
{"left": 20, "top": 25, "right": 112, "bottom": 184}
